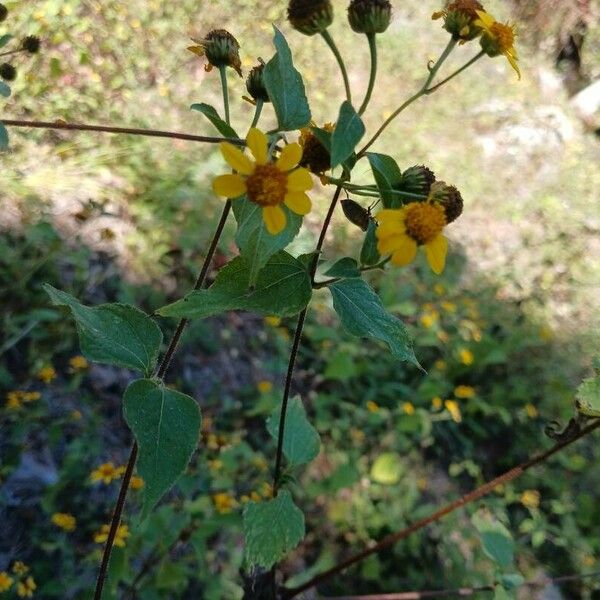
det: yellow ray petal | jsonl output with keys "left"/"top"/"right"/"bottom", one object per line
{"left": 376, "top": 208, "right": 406, "bottom": 224}
{"left": 262, "top": 205, "right": 287, "bottom": 235}
{"left": 377, "top": 220, "right": 406, "bottom": 239}
{"left": 277, "top": 143, "right": 302, "bottom": 171}
{"left": 287, "top": 168, "right": 313, "bottom": 192}
{"left": 378, "top": 234, "right": 406, "bottom": 255}
{"left": 212, "top": 174, "right": 247, "bottom": 198}
{"left": 390, "top": 236, "right": 418, "bottom": 266}
{"left": 425, "top": 234, "right": 448, "bottom": 274}
{"left": 220, "top": 142, "right": 254, "bottom": 175}
{"left": 284, "top": 191, "right": 311, "bottom": 215}
{"left": 474, "top": 10, "right": 495, "bottom": 29}
{"left": 506, "top": 52, "right": 521, "bottom": 79}
{"left": 246, "top": 128, "right": 269, "bottom": 165}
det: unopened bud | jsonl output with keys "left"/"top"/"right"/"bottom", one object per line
{"left": 288, "top": 0, "right": 334, "bottom": 36}
{"left": 246, "top": 62, "right": 270, "bottom": 103}
{"left": 348, "top": 0, "right": 392, "bottom": 35}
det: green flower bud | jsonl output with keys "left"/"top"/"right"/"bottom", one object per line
{"left": 246, "top": 62, "right": 270, "bottom": 103}
{"left": 432, "top": 0, "right": 484, "bottom": 41}
{"left": 399, "top": 165, "right": 436, "bottom": 196}
{"left": 202, "top": 29, "right": 242, "bottom": 76}
{"left": 287, "top": 0, "right": 334, "bottom": 36}
{"left": 348, "top": 0, "right": 392, "bottom": 35}
{"left": 0, "top": 63, "right": 16, "bottom": 81}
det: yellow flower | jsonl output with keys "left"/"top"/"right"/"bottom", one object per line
{"left": 69, "top": 355, "right": 89, "bottom": 371}
{"left": 525, "top": 403, "right": 538, "bottom": 419}
{"left": 90, "top": 462, "right": 123, "bottom": 485}
{"left": 22, "top": 392, "right": 41, "bottom": 402}
{"left": 459, "top": 348, "right": 474, "bottom": 365}
{"left": 583, "top": 555, "right": 595, "bottom": 567}
{"left": 0, "top": 572, "right": 14, "bottom": 593}
{"left": 213, "top": 128, "right": 313, "bottom": 235}
{"left": 37, "top": 366, "right": 56, "bottom": 384}
{"left": 260, "top": 482, "right": 274, "bottom": 498}
{"left": 441, "top": 301, "right": 457, "bottom": 313}
{"left": 11, "top": 562, "right": 28, "bottom": 576}
{"left": 130, "top": 476, "right": 145, "bottom": 490}
{"left": 434, "top": 283, "right": 446, "bottom": 296}
{"left": 70, "top": 410, "right": 83, "bottom": 420}
{"left": 51, "top": 512, "right": 76, "bottom": 532}
{"left": 474, "top": 10, "right": 520, "bottom": 79}
{"left": 376, "top": 202, "right": 449, "bottom": 274}
{"left": 437, "top": 330, "right": 450, "bottom": 343}
{"left": 212, "top": 492, "right": 237, "bottom": 514}
{"left": 520, "top": 489, "right": 540, "bottom": 509}
{"left": 264, "top": 316, "right": 282, "bottom": 327}
{"left": 16, "top": 576, "right": 36, "bottom": 598}
{"left": 6, "top": 391, "right": 23, "bottom": 410}
{"left": 250, "top": 491, "right": 262, "bottom": 502}
{"left": 257, "top": 380, "right": 273, "bottom": 394}
{"left": 94, "top": 524, "right": 130, "bottom": 548}
{"left": 454, "top": 385, "right": 476, "bottom": 398}
{"left": 445, "top": 400, "right": 462, "bottom": 423}
{"left": 366, "top": 400, "right": 380, "bottom": 413}
{"left": 431, "top": 396, "right": 443, "bottom": 410}
{"left": 434, "top": 359, "right": 447, "bottom": 371}
{"left": 420, "top": 311, "right": 439, "bottom": 329}
{"left": 403, "top": 402, "right": 415, "bottom": 415}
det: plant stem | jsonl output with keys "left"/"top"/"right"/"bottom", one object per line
{"left": 320, "top": 29, "right": 352, "bottom": 105}
{"left": 282, "top": 418, "right": 600, "bottom": 598}
{"left": 219, "top": 65, "right": 230, "bottom": 125}
{"left": 0, "top": 119, "right": 242, "bottom": 144}
{"left": 426, "top": 50, "right": 485, "bottom": 94}
{"left": 358, "top": 34, "right": 378, "bottom": 116}
{"left": 250, "top": 99, "right": 264, "bottom": 129}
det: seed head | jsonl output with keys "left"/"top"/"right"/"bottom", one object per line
{"left": 202, "top": 29, "right": 242, "bottom": 76}
{"left": 400, "top": 165, "right": 436, "bottom": 196}
{"left": 246, "top": 62, "right": 270, "bottom": 103}
{"left": 0, "top": 63, "right": 16, "bottom": 81}
{"left": 429, "top": 181, "right": 463, "bottom": 223}
{"left": 288, "top": 0, "right": 334, "bottom": 36}
{"left": 0, "top": 4, "right": 7, "bottom": 22}
{"left": 348, "top": 0, "right": 392, "bottom": 35}
{"left": 22, "top": 36, "right": 41, "bottom": 54}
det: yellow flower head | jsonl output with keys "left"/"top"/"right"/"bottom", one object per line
{"left": 0, "top": 572, "right": 14, "bottom": 593}
{"left": 434, "top": 359, "right": 447, "bottom": 371}
{"left": 90, "top": 462, "right": 123, "bottom": 485}
{"left": 22, "top": 392, "right": 41, "bottom": 402}
{"left": 6, "top": 391, "right": 23, "bottom": 410}
{"left": 432, "top": 0, "right": 485, "bottom": 42}
{"left": 525, "top": 403, "right": 538, "bottom": 419}
{"left": 445, "top": 399, "right": 462, "bottom": 423}
{"left": 264, "top": 315, "right": 282, "bottom": 327}
{"left": 459, "top": 348, "right": 474, "bottom": 365}
{"left": 376, "top": 202, "right": 449, "bottom": 274}
{"left": 454, "top": 385, "right": 476, "bottom": 398}
{"left": 366, "top": 400, "right": 380, "bottom": 413}
{"left": 37, "top": 366, "right": 56, "bottom": 384}
{"left": 213, "top": 128, "right": 313, "bottom": 235}
{"left": 431, "top": 396, "right": 443, "bottom": 410}
{"left": 69, "top": 355, "right": 89, "bottom": 371}
{"left": 474, "top": 10, "right": 520, "bottom": 79}
{"left": 212, "top": 492, "right": 237, "bottom": 514}
{"left": 94, "top": 524, "right": 130, "bottom": 547}
{"left": 51, "top": 512, "right": 76, "bottom": 532}
{"left": 130, "top": 475, "right": 145, "bottom": 490}
{"left": 16, "top": 576, "right": 36, "bottom": 598}
{"left": 403, "top": 402, "right": 415, "bottom": 415}
{"left": 520, "top": 489, "right": 540, "bottom": 509}
{"left": 11, "top": 562, "right": 28, "bottom": 576}
{"left": 257, "top": 380, "right": 273, "bottom": 394}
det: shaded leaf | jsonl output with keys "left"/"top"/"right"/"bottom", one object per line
{"left": 0, "top": 82, "right": 11, "bottom": 98}
{"left": 0, "top": 121, "right": 8, "bottom": 150}
{"left": 190, "top": 102, "right": 238, "bottom": 138}
{"left": 474, "top": 515, "right": 515, "bottom": 568}
{"left": 575, "top": 373, "right": 600, "bottom": 417}
{"left": 331, "top": 101, "right": 365, "bottom": 168}
{"left": 360, "top": 220, "right": 380, "bottom": 266}
{"left": 323, "top": 257, "right": 360, "bottom": 278}
{"left": 366, "top": 152, "right": 403, "bottom": 208}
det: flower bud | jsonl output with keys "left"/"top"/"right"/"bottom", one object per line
{"left": 347, "top": 0, "right": 392, "bottom": 35}
{"left": 246, "top": 62, "right": 270, "bottom": 103}
{"left": 341, "top": 198, "right": 370, "bottom": 231}
{"left": 288, "top": 0, "right": 334, "bottom": 36}
{"left": 399, "top": 165, "right": 436, "bottom": 196}
{"left": 299, "top": 123, "right": 334, "bottom": 175}
{"left": 429, "top": 181, "right": 463, "bottom": 223}
{"left": 22, "top": 36, "right": 41, "bottom": 54}
{"left": 0, "top": 63, "right": 16, "bottom": 81}
{"left": 0, "top": 4, "right": 7, "bottom": 22}
{"left": 202, "top": 29, "right": 242, "bottom": 76}
{"left": 432, "top": 0, "right": 484, "bottom": 42}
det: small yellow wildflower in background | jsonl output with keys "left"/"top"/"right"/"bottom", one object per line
{"left": 260, "top": 482, "right": 274, "bottom": 498}
{"left": 0, "top": 572, "right": 13, "bottom": 593}
{"left": 6, "top": 391, "right": 23, "bottom": 410}
{"left": 90, "top": 462, "right": 123, "bottom": 485}
{"left": 130, "top": 476, "right": 145, "bottom": 490}
{"left": 434, "top": 360, "right": 447, "bottom": 371}
{"left": 212, "top": 492, "right": 237, "bottom": 514}
{"left": 520, "top": 489, "right": 541, "bottom": 509}
{"left": 69, "top": 355, "right": 89, "bottom": 371}
{"left": 454, "top": 385, "right": 476, "bottom": 399}
{"left": 494, "top": 483, "right": 505, "bottom": 495}
{"left": 257, "top": 380, "right": 273, "bottom": 394}
{"left": 583, "top": 555, "right": 596, "bottom": 567}
{"left": 51, "top": 512, "right": 76, "bottom": 532}
{"left": 441, "top": 301, "right": 457, "bottom": 313}
{"left": 213, "top": 128, "right": 313, "bottom": 235}
{"left": 445, "top": 400, "right": 462, "bottom": 423}
{"left": 23, "top": 392, "right": 41, "bottom": 402}
{"left": 437, "top": 331, "right": 450, "bottom": 344}
{"left": 11, "top": 562, "right": 28, "bottom": 576}
{"left": 264, "top": 316, "right": 282, "bottom": 327}
{"left": 432, "top": 396, "right": 443, "bottom": 410}
{"left": 420, "top": 311, "right": 439, "bottom": 329}
{"left": 459, "top": 348, "right": 474, "bottom": 365}
{"left": 16, "top": 576, "right": 36, "bottom": 598}
{"left": 366, "top": 400, "right": 380, "bottom": 413}
{"left": 539, "top": 325, "right": 553, "bottom": 342}
{"left": 94, "top": 524, "right": 130, "bottom": 547}
{"left": 403, "top": 402, "right": 415, "bottom": 416}
{"left": 37, "top": 366, "right": 56, "bottom": 384}
{"left": 525, "top": 403, "right": 538, "bottom": 419}
{"left": 70, "top": 410, "right": 83, "bottom": 420}
{"left": 434, "top": 283, "right": 446, "bottom": 296}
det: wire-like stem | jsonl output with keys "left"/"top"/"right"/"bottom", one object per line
{"left": 426, "top": 50, "right": 485, "bottom": 94}
{"left": 250, "top": 99, "right": 264, "bottom": 129}
{"left": 320, "top": 29, "right": 352, "bottom": 105}
{"left": 282, "top": 418, "right": 600, "bottom": 598}
{"left": 0, "top": 119, "right": 242, "bottom": 144}
{"left": 0, "top": 48, "right": 25, "bottom": 58}
{"left": 313, "top": 257, "right": 391, "bottom": 290}
{"left": 358, "top": 34, "right": 378, "bottom": 116}
{"left": 219, "top": 65, "right": 230, "bottom": 125}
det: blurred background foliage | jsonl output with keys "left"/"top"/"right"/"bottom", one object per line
{"left": 1, "top": 0, "right": 600, "bottom": 598}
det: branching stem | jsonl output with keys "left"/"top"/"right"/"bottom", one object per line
{"left": 320, "top": 29, "right": 352, "bottom": 105}
{"left": 358, "top": 34, "right": 378, "bottom": 116}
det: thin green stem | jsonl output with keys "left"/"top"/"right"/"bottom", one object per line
{"left": 358, "top": 34, "right": 378, "bottom": 116}
{"left": 426, "top": 50, "right": 485, "bottom": 94}
{"left": 219, "top": 65, "right": 230, "bottom": 125}
{"left": 250, "top": 99, "right": 264, "bottom": 129}
{"left": 313, "top": 257, "right": 391, "bottom": 289}
{"left": 320, "top": 29, "right": 352, "bottom": 105}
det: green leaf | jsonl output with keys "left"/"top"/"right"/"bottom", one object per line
{"left": 0, "top": 34, "right": 12, "bottom": 48}
{"left": 157, "top": 251, "right": 312, "bottom": 320}
{"left": 575, "top": 374, "right": 600, "bottom": 417}
{"left": 323, "top": 257, "right": 360, "bottom": 278}
{"left": 328, "top": 278, "right": 419, "bottom": 367}
{"left": 44, "top": 285, "right": 162, "bottom": 376}
{"left": 190, "top": 102, "right": 238, "bottom": 138}
{"left": 370, "top": 452, "right": 404, "bottom": 485}
{"left": 233, "top": 197, "right": 303, "bottom": 285}
{"left": 243, "top": 490, "right": 305, "bottom": 569}
{"left": 0, "top": 82, "right": 11, "bottom": 98}
{"left": 0, "top": 122, "right": 8, "bottom": 151}
{"left": 360, "top": 220, "right": 380, "bottom": 266}
{"left": 267, "top": 396, "right": 320, "bottom": 467}
{"left": 123, "top": 379, "right": 201, "bottom": 518}
{"left": 474, "top": 516, "right": 515, "bottom": 568}
{"left": 263, "top": 27, "right": 311, "bottom": 131}
{"left": 330, "top": 101, "right": 365, "bottom": 168}
{"left": 366, "top": 153, "right": 403, "bottom": 208}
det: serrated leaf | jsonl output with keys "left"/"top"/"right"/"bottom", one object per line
{"left": 366, "top": 153, "right": 403, "bottom": 208}
{"left": 370, "top": 452, "right": 404, "bottom": 485}
{"left": 44, "top": 285, "right": 162, "bottom": 376}
{"left": 323, "top": 257, "right": 360, "bottom": 279}
{"left": 360, "top": 220, "right": 380, "bottom": 266}
{"left": 263, "top": 27, "right": 311, "bottom": 131}
{"left": 233, "top": 197, "right": 303, "bottom": 285}
{"left": 0, "top": 122, "right": 8, "bottom": 150}
{"left": 0, "top": 82, "right": 11, "bottom": 98}
{"left": 190, "top": 102, "right": 238, "bottom": 138}
{"left": 328, "top": 278, "right": 419, "bottom": 367}
{"left": 157, "top": 251, "right": 311, "bottom": 320}
{"left": 474, "top": 516, "right": 514, "bottom": 568}
{"left": 575, "top": 374, "right": 600, "bottom": 417}
{"left": 267, "top": 396, "right": 320, "bottom": 467}
{"left": 331, "top": 102, "right": 365, "bottom": 168}
{"left": 243, "top": 490, "right": 305, "bottom": 569}
{"left": 123, "top": 379, "right": 201, "bottom": 518}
